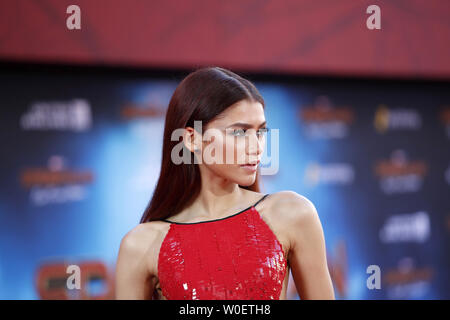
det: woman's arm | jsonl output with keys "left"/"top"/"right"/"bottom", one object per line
{"left": 115, "top": 226, "right": 154, "bottom": 299}
{"left": 284, "top": 192, "right": 335, "bottom": 299}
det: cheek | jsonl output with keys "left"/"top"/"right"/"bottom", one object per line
{"left": 217, "top": 136, "right": 246, "bottom": 164}
{"left": 202, "top": 136, "right": 231, "bottom": 164}
{"left": 231, "top": 138, "right": 247, "bottom": 162}
{"left": 259, "top": 138, "right": 266, "bottom": 151}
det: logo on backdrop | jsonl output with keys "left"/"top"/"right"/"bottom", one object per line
{"left": 374, "top": 149, "right": 427, "bottom": 195}
{"left": 19, "top": 155, "right": 94, "bottom": 206}
{"left": 439, "top": 107, "right": 450, "bottom": 139}
{"left": 298, "top": 95, "right": 355, "bottom": 140}
{"left": 374, "top": 104, "right": 422, "bottom": 133}
{"left": 304, "top": 162, "right": 354, "bottom": 187}
{"left": 119, "top": 94, "right": 169, "bottom": 138}
{"left": 120, "top": 102, "right": 167, "bottom": 120}
{"left": 36, "top": 260, "right": 113, "bottom": 299}
{"left": 383, "top": 257, "right": 433, "bottom": 299}
{"left": 20, "top": 99, "right": 92, "bottom": 131}
{"left": 379, "top": 211, "right": 430, "bottom": 243}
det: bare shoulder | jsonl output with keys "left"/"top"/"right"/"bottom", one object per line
{"left": 265, "top": 190, "right": 318, "bottom": 222}
{"left": 115, "top": 221, "right": 170, "bottom": 299}
{"left": 120, "top": 221, "right": 170, "bottom": 252}
{"left": 118, "top": 221, "right": 170, "bottom": 275}
{"left": 255, "top": 191, "right": 319, "bottom": 255}
{"left": 265, "top": 191, "right": 323, "bottom": 256}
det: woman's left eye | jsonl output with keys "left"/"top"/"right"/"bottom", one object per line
{"left": 257, "top": 127, "right": 269, "bottom": 135}
{"left": 232, "top": 129, "right": 246, "bottom": 136}
{"left": 229, "top": 127, "right": 269, "bottom": 136}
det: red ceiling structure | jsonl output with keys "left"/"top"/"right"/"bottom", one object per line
{"left": 1, "top": 0, "right": 449, "bottom": 79}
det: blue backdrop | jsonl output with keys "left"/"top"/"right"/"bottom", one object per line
{"left": 1, "top": 66, "right": 449, "bottom": 299}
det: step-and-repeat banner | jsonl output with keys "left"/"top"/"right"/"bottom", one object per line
{"left": 1, "top": 68, "right": 449, "bottom": 299}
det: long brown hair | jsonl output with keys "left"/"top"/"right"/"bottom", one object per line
{"left": 139, "top": 66, "right": 265, "bottom": 223}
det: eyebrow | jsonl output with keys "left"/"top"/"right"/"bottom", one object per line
{"left": 226, "top": 121, "right": 267, "bottom": 129}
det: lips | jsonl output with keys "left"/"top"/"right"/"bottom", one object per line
{"left": 240, "top": 160, "right": 260, "bottom": 172}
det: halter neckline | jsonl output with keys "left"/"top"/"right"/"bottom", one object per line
{"left": 160, "top": 193, "right": 269, "bottom": 225}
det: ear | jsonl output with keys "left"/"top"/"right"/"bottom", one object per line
{"left": 183, "top": 127, "right": 201, "bottom": 153}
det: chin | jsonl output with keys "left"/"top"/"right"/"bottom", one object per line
{"left": 235, "top": 176, "right": 256, "bottom": 187}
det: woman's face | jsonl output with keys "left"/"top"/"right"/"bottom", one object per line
{"left": 198, "top": 99, "right": 267, "bottom": 186}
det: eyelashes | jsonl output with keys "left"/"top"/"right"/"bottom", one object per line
{"left": 256, "top": 127, "right": 269, "bottom": 136}
{"left": 229, "top": 127, "right": 270, "bottom": 137}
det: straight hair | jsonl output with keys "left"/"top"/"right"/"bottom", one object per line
{"left": 140, "top": 66, "right": 265, "bottom": 223}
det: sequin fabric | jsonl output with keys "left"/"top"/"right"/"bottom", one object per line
{"left": 157, "top": 197, "right": 287, "bottom": 300}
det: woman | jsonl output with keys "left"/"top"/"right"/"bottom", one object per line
{"left": 115, "top": 66, "right": 335, "bottom": 300}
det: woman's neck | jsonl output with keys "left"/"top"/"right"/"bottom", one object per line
{"left": 171, "top": 187, "right": 260, "bottom": 223}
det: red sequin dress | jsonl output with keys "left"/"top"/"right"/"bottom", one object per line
{"left": 157, "top": 194, "right": 287, "bottom": 300}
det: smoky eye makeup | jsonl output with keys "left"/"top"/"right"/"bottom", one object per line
{"left": 258, "top": 127, "right": 269, "bottom": 134}
{"left": 223, "top": 128, "right": 245, "bottom": 137}
{"left": 225, "top": 127, "right": 269, "bottom": 137}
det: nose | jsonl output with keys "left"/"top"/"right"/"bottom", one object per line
{"left": 246, "top": 130, "right": 263, "bottom": 157}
